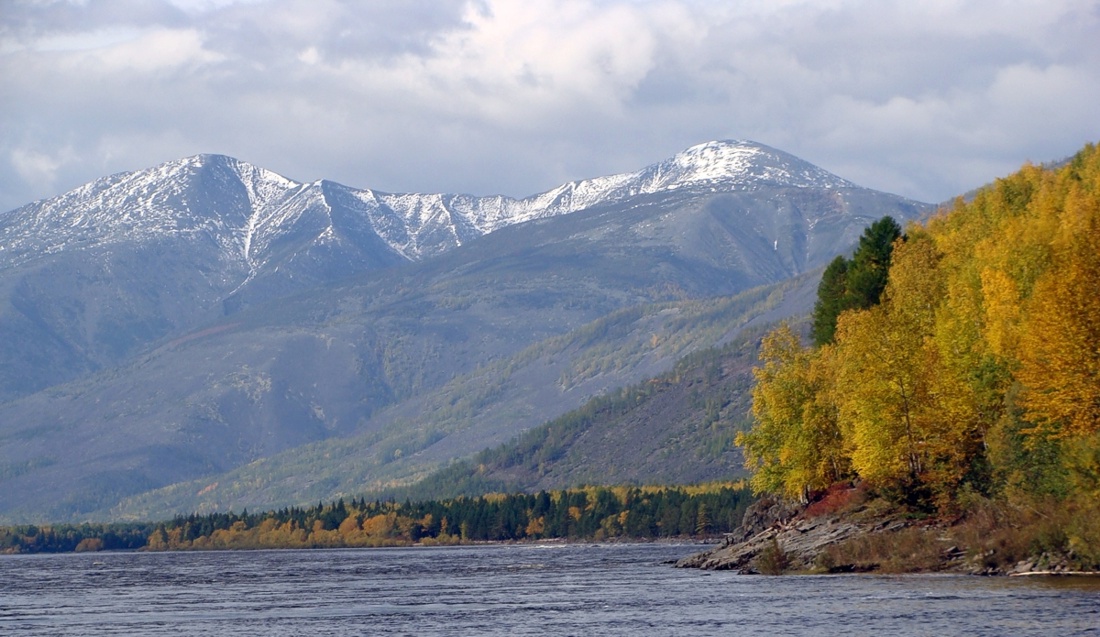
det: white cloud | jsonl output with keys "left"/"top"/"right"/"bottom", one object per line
{"left": 0, "top": 0, "right": 1098, "bottom": 211}
{"left": 10, "top": 147, "right": 77, "bottom": 193}
{"left": 167, "top": 0, "right": 270, "bottom": 14}
{"left": 78, "top": 27, "right": 223, "bottom": 73}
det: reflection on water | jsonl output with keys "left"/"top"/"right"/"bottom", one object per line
{"left": 2, "top": 543, "right": 1098, "bottom": 636}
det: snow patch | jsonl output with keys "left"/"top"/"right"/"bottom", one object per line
{"left": 0, "top": 141, "right": 862, "bottom": 270}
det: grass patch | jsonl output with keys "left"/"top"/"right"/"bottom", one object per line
{"left": 819, "top": 526, "right": 947, "bottom": 573}
{"left": 816, "top": 491, "right": 1100, "bottom": 574}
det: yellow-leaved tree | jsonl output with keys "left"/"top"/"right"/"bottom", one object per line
{"left": 737, "top": 142, "right": 1100, "bottom": 519}
{"left": 833, "top": 233, "right": 977, "bottom": 501}
{"left": 1017, "top": 179, "right": 1100, "bottom": 439}
{"left": 737, "top": 323, "right": 847, "bottom": 501}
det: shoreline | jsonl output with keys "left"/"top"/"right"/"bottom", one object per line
{"left": 675, "top": 495, "right": 1100, "bottom": 577}
{"left": 1, "top": 534, "right": 719, "bottom": 556}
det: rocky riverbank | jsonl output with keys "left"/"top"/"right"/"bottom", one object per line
{"left": 676, "top": 491, "right": 1094, "bottom": 576}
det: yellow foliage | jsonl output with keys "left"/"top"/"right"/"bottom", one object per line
{"left": 738, "top": 143, "right": 1100, "bottom": 509}
{"left": 362, "top": 513, "right": 397, "bottom": 539}
{"left": 525, "top": 516, "right": 545, "bottom": 537}
{"left": 338, "top": 515, "right": 361, "bottom": 537}
{"left": 739, "top": 323, "right": 847, "bottom": 500}
{"left": 1017, "top": 182, "right": 1100, "bottom": 438}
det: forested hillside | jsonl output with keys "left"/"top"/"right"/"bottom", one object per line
{"left": 738, "top": 143, "right": 1100, "bottom": 568}
{"left": 390, "top": 329, "right": 768, "bottom": 502}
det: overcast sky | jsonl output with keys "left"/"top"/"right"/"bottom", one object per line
{"left": 1, "top": 0, "right": 1098, "bottom": 212}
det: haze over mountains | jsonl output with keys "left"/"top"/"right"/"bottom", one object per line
{"left": 0, "top": 141, "right": 929, "bottom": 523}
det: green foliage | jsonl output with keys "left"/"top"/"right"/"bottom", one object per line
{"left": 0, "top": 522, "right": 152, "bottom": 554}
{"left": 846, "top": 216, "right": 903, "bottom": 309}
{"left": 3, "top": 485, "right": 755, "bottom": 553}
{"left": 810, "top": 256, "right": 849, "bottom": 346}
{"left": 810, "top": 216, "right": 902, "bottom": 346}
{"left": 2, "top": 484, "right": 756, "bottom": 552}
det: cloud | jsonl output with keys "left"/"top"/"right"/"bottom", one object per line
{"left": 0, "top": 0, "right": 1098, "bottom": 212}
{"left": 74, "top": 28, "right": 223, "bottom": 73}
{"left": 9, "top": 146, "right": 78, "bottom": 193}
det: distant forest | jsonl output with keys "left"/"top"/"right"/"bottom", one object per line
{"left": 0, "top": 484, "right": 752, "bottom": 553}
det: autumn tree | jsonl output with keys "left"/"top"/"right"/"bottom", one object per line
{"left": 738, "top": 323, "right": 847, "bottom": 501}
{"left": 1017, "top": 180, "right": 1100, "bottom": 438}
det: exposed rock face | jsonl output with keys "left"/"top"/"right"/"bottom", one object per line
{"left": 676, "top": 495, "right": 1093, "bottom": 575}
{"left": 676, "top": 499, "right": 871, "bottom": 572}
{"left": 726, "top": 496, "right": 801, "bottom": 543}
{"left": 677, "top": 491, "right": 918, "bottom": 573}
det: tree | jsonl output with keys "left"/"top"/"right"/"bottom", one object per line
{"left": 809, "top": 216, "right": 903, "bottom": 346}
{"left": 738, "top": 323, "right": 846, "bottom": 501}
{"left": 1017, "top": 183, "right": 1100, "bottom": 439}
{"left": 811, "top": 256, "right": 849, "bottom": 346}
{"left": 834, "top": 234, "right": 947, "bottom": 495}
{"left": 845, "top": 216, "right": 903, "bottom": 311}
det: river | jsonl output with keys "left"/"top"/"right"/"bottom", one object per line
{"left": 2, "top": 543, "right": 1097, "bottom": 635}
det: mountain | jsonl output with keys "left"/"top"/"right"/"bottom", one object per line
{"left": 0, "top": 141, "right": 870, "bottom": 390}
{"left": 0, "top": 141, "right": 874, "bottom": 402}
{"left": 0, "top": 141, "right": 930, "bottom": 522}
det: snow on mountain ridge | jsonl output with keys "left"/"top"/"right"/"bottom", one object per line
{"left": 629, "top": 140, "right": 857, "bottom": 194}
{"left": 0, "top": 140, "right": 861, "bottom": 267}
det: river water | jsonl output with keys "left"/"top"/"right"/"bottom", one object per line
{"left": 2, "top": 543, "right": 1098, "bottom": 636}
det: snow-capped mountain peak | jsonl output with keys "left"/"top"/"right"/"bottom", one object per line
{"left": 643, "top": 140, "right": 855, "bottom": 191}
{"left": 464, "top": 140, "right": 858, "bottom": 229}
{"left": 0, "top": 141, "right": 864, "bottom": 272}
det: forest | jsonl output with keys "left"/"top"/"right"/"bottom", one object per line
{"left": 0, "top": 484, "right": 752, "bottom": 553}
{"left": 738, "top": 143, "right": 1100, "bottom": 567}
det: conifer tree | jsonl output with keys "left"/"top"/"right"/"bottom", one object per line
{"left": 811, "top": 255, "right": 849, "bottom": 346}
{"left": 810, "top": 216, "right": 902, "bottom": 346}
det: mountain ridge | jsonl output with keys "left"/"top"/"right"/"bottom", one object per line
{"left": 0, "top": 140, "right": 868, "bottom": 267}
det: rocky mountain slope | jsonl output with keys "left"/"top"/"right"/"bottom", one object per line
{"left": 0, "top": 141, "right": 866, "bottom": 402}
{"left": 0, "top": 142, "right": 929, "bottom": 522}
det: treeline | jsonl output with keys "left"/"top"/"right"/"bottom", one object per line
{"left": 0, "top": 522, "right": 152, "bottom": 554}
{"left": 1, "top": 484, "right": 753, "bottom": 553}
{"left": 738, "top": 144, "right": 1100, "bottom": 562}
{"left": 147, "top": 484, "right": 752, "bottom": 550}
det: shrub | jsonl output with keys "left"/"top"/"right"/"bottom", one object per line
{"left": 755, "top": 537, "right": 790, "bottom": 575}
{"left": 804, "top": 483, "right": 861, "bottom": 518}
{"left": 74, "top": 538, "right": 104, "bottom": 552}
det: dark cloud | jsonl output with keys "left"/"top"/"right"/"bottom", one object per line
{"left": 1, "top": 0, "right": 1098, "bottom": 212}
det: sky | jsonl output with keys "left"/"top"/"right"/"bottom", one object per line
{"left": 1, "top": 0, "right": 1098, "bottom": 212}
